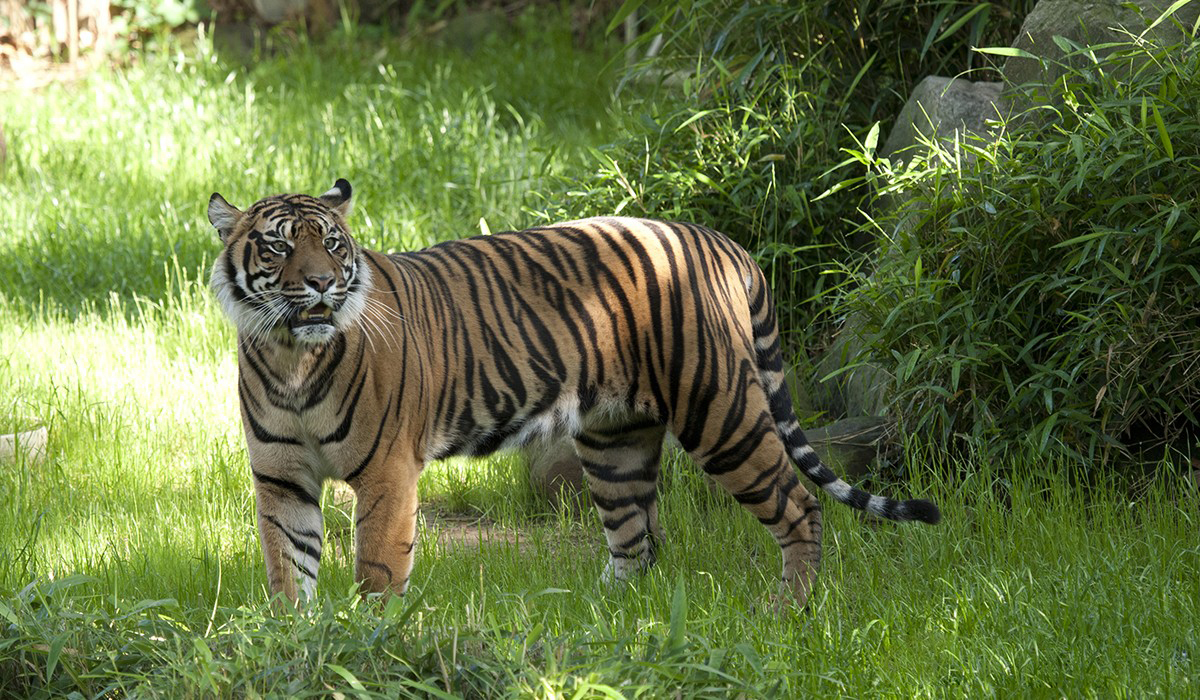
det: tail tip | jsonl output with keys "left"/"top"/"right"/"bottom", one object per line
{"left": 906, "top": 499, "right": 942, "bottom": 525}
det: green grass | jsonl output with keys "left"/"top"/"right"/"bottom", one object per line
{"left": 1, "top": 17, "right": 1198, "bottom": 699}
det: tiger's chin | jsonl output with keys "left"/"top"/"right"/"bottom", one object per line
{"left": 288, "top": 303, "right": 339, "bottom": 344}
{"left": 290, "top": 322, "right": 338, "bottom": 345}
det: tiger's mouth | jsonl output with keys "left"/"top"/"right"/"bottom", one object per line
{"left": 288, "top": 303, "right": 335, "bottom": 330}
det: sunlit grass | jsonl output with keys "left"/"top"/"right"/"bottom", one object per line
{"left": 0, "top": 16, "right": 627, "bottom": 313}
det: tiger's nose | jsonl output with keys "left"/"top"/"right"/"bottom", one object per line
{"left": 306, "top": 274, "right": 335, "bottom": 293}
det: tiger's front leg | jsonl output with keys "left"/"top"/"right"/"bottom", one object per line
{"left": 253, "top": 473, "right": 325, "bottom": 603}
{"left": 350, "top": 460, "right": 421, "bottom": 597}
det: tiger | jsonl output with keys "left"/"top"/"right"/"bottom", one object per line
{"left": 206, "top": 179, "right": 940, "bottom": 608}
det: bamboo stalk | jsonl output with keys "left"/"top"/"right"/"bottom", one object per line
{"left": 67, "top": 0, "right": 78, "bottom": 64}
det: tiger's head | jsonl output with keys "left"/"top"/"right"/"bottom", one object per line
{"left": 207, "top": 179, "right": 370, "bottom": 346}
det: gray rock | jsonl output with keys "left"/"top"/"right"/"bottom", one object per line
{"left": 840, "top": 78, "right": 1010, "bottom": 419}
{"left": 881, "top": 76, "right": 1008, "bottom": 163}
{"left": 432, "top": 8, "right": 509, "bottom": 53}
{"left": 814, "top": 310, "right": 891, "bottom": 420}
{"left": 250, "top": 0, "right": 306, "bottom": 24}
{"left": 0, "top": 427, "right": 49, "bottom": 465}
{"left": 805, "top": 416, "right": 894, "bottom": 480}
{"left": 1004, "top": 0, "right": 1200, "bottom": 93}
{"left": 250, "top": 0, "right": 335, "bottom": 29}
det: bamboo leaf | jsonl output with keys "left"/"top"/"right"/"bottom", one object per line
{"left": 666, "top": 575, "right": 688, "bottom": 656}
{"left": 46, "top": 635, "right": 65, "bottom": 681}
{"left": 936, "top": 4, "right": 991, "bottom": 44}
{"left": 1140, "top": 0, "right": 1196, "bottom": 38}
{"left": 973, "top": 46, "right": 1039, "bottom": 59}
{"left": 605, "top": 0, "right": 646, "bottom": 35}
{"left": 864, "top": 122, "right": 881, "bottom": 159}
{"left": 920, "top": 4, "right": 955, "bottom": 60}
{"left": 327, "top": 663, "right": 369, "bottom": 694}
{"left": 1151, "top": 102, "right": 1174, "bottom": 160}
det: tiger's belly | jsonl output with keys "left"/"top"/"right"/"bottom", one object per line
{"left": 425, "top": 385, "right": 646, "bottom": 463}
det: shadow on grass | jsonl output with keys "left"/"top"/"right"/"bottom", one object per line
{"left": 0, "top": 230, "right": 215, "bottom": 317}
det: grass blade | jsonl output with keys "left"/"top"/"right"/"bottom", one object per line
{"left": 666, "top": 574, "right": 688, "bottom": 656}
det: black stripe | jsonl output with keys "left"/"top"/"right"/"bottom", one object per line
{"left": 614, "top": 529, "right": 650, "bottom": 551}
{"left": 345, "top": 397, "right": 393, "bottom": 482}
{"left": 601, "top": 510, "right": 642, "bottom": 531}
{"left": 754, "top": 486, "right": 790, "bottom": 526}
{"left": 590, "top": 488, "right": 656, "bottom": 511}
{"left": 253, "top": 471, "right": 319, "bottom": 507}
{"left": 355, "top": 493, "right": 385, "bottom": 527}
{"left": 581, "top": 459, "right": 657, "bottom": 484}
{"left": 701, "top": 415, "right": 775, "bottom": 475}
{"left": 361, "top": 559, "right": 394, "bottom": 583}
{"left": 300, "top": 333, "right": 347, "bottom": 410}
{"left": 265, "top": 514, "right": 323, "bottom": 562}
{"left": 293, "top": 559, "right": 318, "bottom": 580}
{"left": 240, "top": 385, "right": 300, "bottom": 445}
{"left": 318, "top": 369, "right": 368, "bottom": 444}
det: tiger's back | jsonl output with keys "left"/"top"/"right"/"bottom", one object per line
{"left": 380, "top": 218, "right": 764, "bottom": 457}
{"left": 208, "top": 181, "right": 939, "bottom": 607}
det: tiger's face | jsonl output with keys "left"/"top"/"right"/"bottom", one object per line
{"left": 207, "top": 179, "right": 370, "bottom": 345}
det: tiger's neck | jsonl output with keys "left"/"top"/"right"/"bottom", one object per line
{"left": 239, "top": 326, "right": 366, "bottom": 406}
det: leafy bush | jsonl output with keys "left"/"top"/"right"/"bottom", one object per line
{"left": 832, "top": 33, "right": 1200, "bottom": 464}
{"left": 534, "top": 0, "right": 1036, "bottom": 343}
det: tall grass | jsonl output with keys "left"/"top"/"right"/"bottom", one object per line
{"left": 2, "top": 410, "right": 1196, "bottom": 696}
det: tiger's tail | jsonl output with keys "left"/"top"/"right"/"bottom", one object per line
{"left": 744, "top": 265, "right": 940, "bottom": 525}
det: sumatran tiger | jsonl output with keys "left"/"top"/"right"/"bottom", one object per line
{"left": 206, "top": 179, "right": 940, "bottom": 608}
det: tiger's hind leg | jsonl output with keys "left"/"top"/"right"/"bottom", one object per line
{"left": 573, "top": 416, "right": 667, "bottom": 585}
{"left": 676, "top": 380, "right": 823, "bottom": 608}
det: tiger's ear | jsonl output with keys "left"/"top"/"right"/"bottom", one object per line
{"left": 319, "top": 178, "right": 353, "bottom": 219}
{"left": 208, "top": 192, "right": 243, "bottom": 243}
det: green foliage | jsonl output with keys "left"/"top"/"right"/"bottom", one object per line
{"left": 834, "top": 33, "right": 1200, "bottom": 463}
{"left": 534, "top": 0, "right": 1037, "bottom": 345}
{"left": 112, "top": 0, "right": 205, "bottom": 33}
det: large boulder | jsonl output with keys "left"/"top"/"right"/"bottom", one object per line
{"left": 814, "top": 312, "right": 890, "bottom": 420}
{"left": 833, "top": 77, "right": 1008, "bottom": 419}
{"left": 802, "top": 416, "right": 894, "bottom": 481}
{"left": 1003, "top": 0, "right": 1200, "bottom": 92}
{"left": 881, "top": 76, "right": 1008, "bottom": 163}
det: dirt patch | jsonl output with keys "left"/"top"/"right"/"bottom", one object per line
{"left": 329, "top": 482, "right": 536, "bottom": 554}
{"left": 422, "top": 510, "right": 529, "bottom": 554}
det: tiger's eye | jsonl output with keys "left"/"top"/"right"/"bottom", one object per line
{"left": 325, "top": 237, "right": 341, "bottom": 252}
{"left": 265, "top": 240, "right": 289, "bottom": 256}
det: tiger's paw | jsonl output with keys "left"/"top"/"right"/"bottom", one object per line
{"left": 599, "top": 552, "right": 655, "bottom": 587}
{"left": 768, "top": 569, "right": 816, "bottom": 616}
